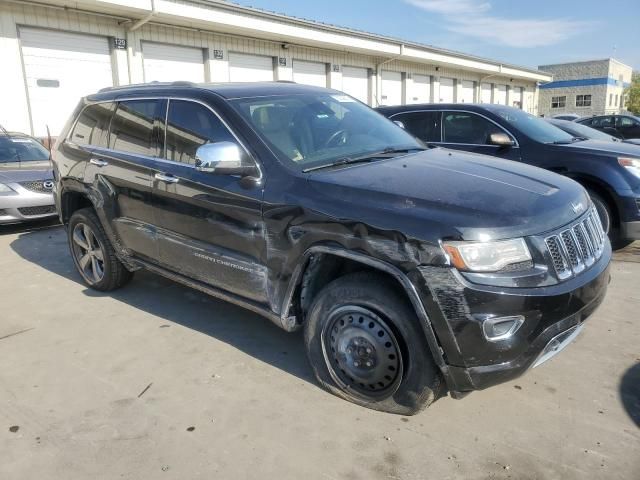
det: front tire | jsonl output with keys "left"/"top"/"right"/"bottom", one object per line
{"left": 303, "top": 272, "right": 443, "bottom": 415}
{"left": 68, "top": 208, "right": 133, "bottom": 291}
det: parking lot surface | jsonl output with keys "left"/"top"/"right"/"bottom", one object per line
{"left": 1, "top": 221, "right": 639, "bottom": 480}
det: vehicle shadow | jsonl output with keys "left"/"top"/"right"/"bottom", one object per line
{"left": 9, "top": 226, "right": 316, "bottom": 385}
{"left": 620, "top": 362, "right": 640, "bottom": 428}
{"left": 0, "top": 217, "right": 60, "bottom": 236}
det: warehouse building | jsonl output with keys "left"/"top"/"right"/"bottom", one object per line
{"left": 0, "top": 0, "right": 551, "bottom": 138}
{"left": 538, "top": 58, "right": 632, "bottom": 118}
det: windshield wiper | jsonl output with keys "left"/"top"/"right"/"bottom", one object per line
{"left": 303, "top": 147, "right": 424, "bottom": 173}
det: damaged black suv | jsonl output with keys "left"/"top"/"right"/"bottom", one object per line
{"left": 53, "top": 82, "right": 611, "bottom": 415}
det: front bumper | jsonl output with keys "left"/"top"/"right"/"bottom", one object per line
{"left": 415, "top": 244, "right": 611, "bottom": 394}
{"left": 0, "top": 185, "right": 56, "bottom": 224}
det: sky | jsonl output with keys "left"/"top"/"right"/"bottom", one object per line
{"left": 232, "top": 0, "right": 640, "bottom": 71}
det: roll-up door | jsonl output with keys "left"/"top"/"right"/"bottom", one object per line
{"left": 381, "top": 70, "right": 402, "bottom": 106}
{"left": 293, "top": 60, "right": 327, "bottom": 87}
{"left": 409, "top": 74, "right": 431, "bottom": 104}
{"left": 459, "top": 80, "right": 475, "bottom": 103}
{"left": 143, "top": 43, "right": 205, "bottom": 83}
{"left": 341, "top": 66, "right": 369, "bottom": 103}
{"left": 495, "top": 84, "right": 508, "bottom": 105}
{"left": 19, "top": 27, "right": 114, "bottom": 137}
{"left": 480, "top": 83, "right": 492, "bottom": 104}
{"left": 439, "top": 77, "right": 454, "bottom": 103}
{"left": 512, "top": 87, "right": 524, "bottom": 109}
{"left": 229, "top": 53, "right": 274, "bottom": 82}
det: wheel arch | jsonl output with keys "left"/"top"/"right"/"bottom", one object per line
{"left": 280, "top": 245, "right": 447, "bottom": 371}
{"left": 567, "top": 174, "right": 621, "bottom": 227}
{"left": 60, "top": 187, "right": 95, "bottom": 224}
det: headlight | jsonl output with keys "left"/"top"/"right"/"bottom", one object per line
{"left": 618, "top": 157, "right": 640, "bottom": 178}
{"left": 0, "top": 183, "right": 16, "bottom": 194}
{"left": 443, "top": 238, "right": 532, "bottom": 272}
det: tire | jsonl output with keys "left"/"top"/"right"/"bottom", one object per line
{"left": 303, "top": 272, "right": 443, "bottom": 415}
{"left": 587, "top": 190, "right": 618, "bottom": 244}
{"left": 67, "top": 208, "right": 133, "bottom": 291}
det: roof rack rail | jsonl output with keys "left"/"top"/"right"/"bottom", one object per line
{"left": 98, "top": 80, "right": 198, "bottom": 93}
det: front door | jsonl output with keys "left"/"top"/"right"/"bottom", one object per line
{"left": 151, "top": 99, "right": 268, "bottom": 304}
{"left": 438, "top": 111, "right": 521, "bottom": 161}
{"left": 615, "top": 116, "right": 640, "bottom": 139}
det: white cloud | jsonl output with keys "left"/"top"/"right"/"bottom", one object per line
{"left": 405, "top": 0, "right": 591, "bottom": 47}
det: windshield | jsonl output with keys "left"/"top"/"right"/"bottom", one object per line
{"left": 493, "top": 108, "right": 576, "bottom": 144}
{"left": 232, "top": 93, "right": 422, "bottom": 170}
{"left": 0, "top": 136, "right": 50, "bottom": 163}
{"left": 549, "top": 120, "right": 615, "bottom": 141}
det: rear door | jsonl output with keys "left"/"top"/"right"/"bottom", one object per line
{"left": 86, "top": 98, "right": 166, "bottom": 263}
{"left": 152, "top": 99, "right": 267, "bottom": 303}
{"left": 439, "top": 110, "right": 520, "bottom": 160}
{"left": 390, "top": 110, "right": 441, "bottom": 144}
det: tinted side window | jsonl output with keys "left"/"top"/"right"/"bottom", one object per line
{"left": 393, "top": 111, "right": 441, "bottom": 142}
{"left": 592, "top": 116, "right": 613, "bottom": 128}
{"left": 442, "top": 112, "right": 504, "bottom": 144}
{"left": 578, "top": 118, "right": 593, "bottom": 126}
{"left": 109, "top": 100, "right": 163, "bottom": 156}
{"left": 165, "top": 100, "right": 237, "bottom": 165}
{"left": 618, "top": 117, "right": 637, "bottom": 128}
{"left": 70, "top": 103, "right": 115, "bottom": 148}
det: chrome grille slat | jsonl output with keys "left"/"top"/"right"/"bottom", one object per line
{"left": 19, "top": 181, "right": 52, "bottom": 194}
{"left": 544, "top": 207, "right": 606, "bottom": 281}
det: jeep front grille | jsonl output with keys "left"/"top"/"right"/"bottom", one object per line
{"left": 544, "top": 208, "right": 606, "bottom": 280}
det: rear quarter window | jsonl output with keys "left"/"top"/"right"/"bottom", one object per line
{"left": 70, "top": 103, "right": 115, "bottom": 148}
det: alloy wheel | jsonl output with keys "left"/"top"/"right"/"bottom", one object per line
{"left": 71, "top": 222, "right": 106, "bottom": 284}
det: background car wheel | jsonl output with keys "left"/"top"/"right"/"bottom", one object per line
{"left": 303, "top": 272, "right": 443, "bottom": 415}
{"left": 587, "top": 190, "right": 618, "bottom": 244}
{"left": 68, "top": 208, "right": 133, "bottom": 291}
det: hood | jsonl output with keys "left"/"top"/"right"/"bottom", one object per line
{"left": 564, "top": 139, "right": 640, "bottom": 157}
{"left": 307, "top": 148, "right": 588, "bottom": 241}
{"left": 0, "top": 162, "right": 52, "bottom": 183}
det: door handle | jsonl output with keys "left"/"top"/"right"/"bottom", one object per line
{"left": 155, "top": 173, "right": 179, "bottom": 184}
{"left": 90, "top": 158, "right": 108, "bottom": 167}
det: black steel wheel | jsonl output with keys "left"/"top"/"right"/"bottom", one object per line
{"left": 322, "top": 306, "right": 403, "bottom": 399}
{"left": 304, "top": 272, "right": 443, "bottom": 415}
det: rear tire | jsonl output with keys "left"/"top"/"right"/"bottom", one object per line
{"left": 303, "top": 272, "right": 443, "bottom": 415}
{"left": 68, "top": 208, "right": 133, "bottom": 291}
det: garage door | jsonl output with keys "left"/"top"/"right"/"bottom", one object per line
{"left": 229, "top": 53, "right": 274, "bottom": 82}
{"left": 341, "top": 66, "right": 369, "bottom": 103}
{"left": 293, "top": 60, "right": 326, "bottom": 88}
{"left": 20, "top": 27, "right": 113, "bottom": 137}
{"left": 459, "top": 80, "right": 475, "bottom": 103}
{"left": 512, "top": 87, "right": 524, "bottom": 109}
{"left": 480, "top": 83, "right": 492, "bottom": 104}
{"left": 143, "top": 43, "right": 205, "bottom": 83}
{"left": 439, "top": 77, "right": 454, "bottom": 103}
{"left": 408, "top": 74, "right": 430, "bottom": 104}
{"left": 495, "top": 84, "right": 507, "bottom": 105}
{"left": 381, "top": 71, "right": 402, "bottom": 106}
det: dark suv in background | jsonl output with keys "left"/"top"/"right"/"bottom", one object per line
{"left": 378, "top": 104, "right": 640, "bottom": 247}
{"left": 577, "top": 114, "right": 640, "bottom": 140}
{"left": 53, "top": 83, "right": 610, "bottom": 415}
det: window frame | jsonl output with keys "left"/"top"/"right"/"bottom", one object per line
{"left": 388, "top": 110, "right": 443, "bottom": 143}
{"left": 67, "top": 102, "right": 117, "bottom": 148}
{"left": 575, "top": 94, "right": 592, "bottom": 108}
{"left": 65, "top": 96, "right": 262, "bottom": 178}
{"left": 551, "top": 96, "right": 566, "bottom": 109}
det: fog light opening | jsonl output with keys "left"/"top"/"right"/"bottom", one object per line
{"left": 482, "top": 315, "right": 525, "bottom": 342}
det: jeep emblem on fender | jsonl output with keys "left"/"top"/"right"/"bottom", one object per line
{"left": 571, "top": 202, "right": 584, "bottom": 214}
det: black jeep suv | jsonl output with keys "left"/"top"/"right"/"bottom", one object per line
{"left": 378, "top": 104, "right": 640, "bottom": 247}
{"left": 53, "top": 83, "right": 611, "bottom": 415}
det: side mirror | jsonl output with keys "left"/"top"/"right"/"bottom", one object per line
{"left": 195, "top": 142, "right": 256, "bottom": 176}
{"left": 393, "top": 120, "right": 406, "bottom": 129}
{"left": 489, "top": 132, "right": 515, "bottom": 147}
